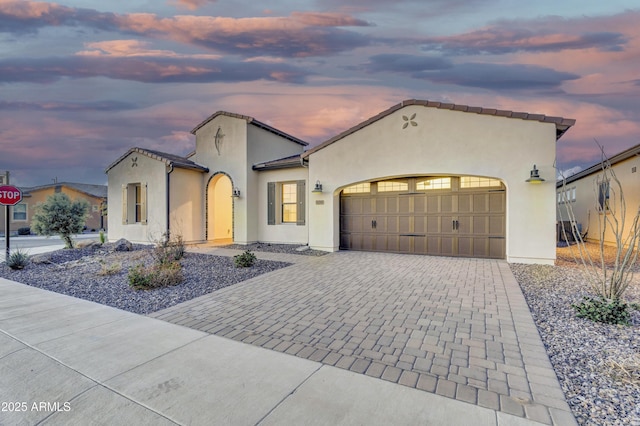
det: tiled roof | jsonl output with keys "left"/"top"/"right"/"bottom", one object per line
{"left": 252, "top": 154, "right": 304, "bottom": 171}
{"left": 302, "top": 99, "right": 576, "bottom": 159}
{"left": 190, "top": 111, "right": 308, "bottom": 147}
{"left": 557, "top": 142, "right": 640, "bottom": 186}
{"left": 104, "top": 147, "right": 209, "bottom": 173}
{"left": 20, "top": 182, "right": 107, "bottom": 198}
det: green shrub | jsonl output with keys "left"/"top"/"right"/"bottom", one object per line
{"left": 572, "top": 297, "right": 633, "bottom": 325}
{"left": 234, "top": 250, "right": 257, "bottom": 268}
{"left": 31, "top": 193, "right": 89, "bottom": 248}
{"left": 17, "top": 227, "right": 30, "bottom": 235}
{"left": 6, "top": 249, "right": 30, "bottom": 270}
{"left": 99, "top": 230, "right": 107, "bottom": 244}
{"left": 128, "top": 261, "right": 183, "bottom": 290}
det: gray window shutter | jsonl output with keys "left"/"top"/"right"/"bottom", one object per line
{"left": 296, "top": 180, "right": 305, "bottom": 225}
{"left": 267, "top": 182, "right": 275, "bottom": 225}
{"left": 141, "top": 183, "right": 148, "bottom": 225}
{"left": 122, "top": 184, "right": 128, "bottom": 225}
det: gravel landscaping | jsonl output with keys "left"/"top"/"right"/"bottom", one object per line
{"left": 0, "top": 243, "right": 291, "bottom": 315}
{"left": 511, "top": 243, "right": 640, "bottom": 426}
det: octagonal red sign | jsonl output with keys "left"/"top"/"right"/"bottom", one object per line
{"left": 0, "top": 185, "right": 22, "bottom": 206}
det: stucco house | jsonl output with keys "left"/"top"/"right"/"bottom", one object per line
{"left": 106, "top": 99, "right": 575, "bottom": 264}
{"left": 557, "top": 143, "right": 640, "bottom": 246}
{"left": 0, "top": 181, "right": 107, "bottom": 235}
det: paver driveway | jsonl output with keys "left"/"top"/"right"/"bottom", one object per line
{"left": 151, "top": 251, "right": 575, "bottom": 425}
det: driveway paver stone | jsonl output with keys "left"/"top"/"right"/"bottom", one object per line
{"left": 151, "top": 250, "right": 575, "bottom": 425}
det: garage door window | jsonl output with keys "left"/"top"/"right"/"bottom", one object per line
{"left": 343, "top": 183, "right": 371, "bottom": 194}
{"left": 377, "top": 181, "right": 408, "bottom": 192}
{"left": 417, "top": 178, "right": 451, "bottom": 190}
{"left": 460, "top": 177, "right": 502, "bottom": 188}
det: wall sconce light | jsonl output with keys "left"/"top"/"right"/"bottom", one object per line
{"left": 312, "top": 180, "right": 323, "bottom": 193}
{"left": 231, "top": 187, "right": 241, "bottom": 198}
{"left": 525, "top": 165, "right": 545, "bottom": 184}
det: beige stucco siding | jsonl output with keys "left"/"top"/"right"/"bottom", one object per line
{"left": 307, "top": 105, "right": 559, "bottom": 264}
{"left": 192, "top": 115, "right": 249, "bottom": 243}
{"left": 559, "top": 155, "right": 640, "bottom": 246}
{"left": 247, "top": 126, "right": 305, "bottom": 243}
{"left": 257, "top": 167, "right": 309, "bottom": 245}
{"left": 169, "top": 168, "right": 204, "bottom": 243}
{"left": 107, "top": 153, "right": 167, "bottom": 243}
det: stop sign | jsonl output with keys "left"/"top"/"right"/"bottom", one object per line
{"left": 0, "top": 185, "right": 22, "bottom": 206}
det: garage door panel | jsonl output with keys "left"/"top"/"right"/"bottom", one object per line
{"left": 489, "top": 193, "right": 505, "bottom": 212}
{"left": 398, "top": 236, "right": 411, "bottom": 253}
{"left": 458, "top": 237, "right": 472, "bottom": 257}
{"left": 399, "top": 216, "right": 410, "bottom": 234}
{"left": 489, "top": 216, "right": 504, "bottom": 235}
{"left": 458, "top": 194, "right": 471, "bottom": 213}
{"left": 490, "top": 238, "right": 505, "bottom": 258}
{"left": 414, "top": 196, "right": 426, "bottom": 213}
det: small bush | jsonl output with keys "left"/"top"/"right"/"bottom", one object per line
{"left": 99, "top": 230, "right": 107, "bottom": 244}
{"left": 153, "top": 232, "right": 185, "bottom": 265}
{"left": 98, "top": 260, "right": 122, "bottom": 276}
{"left": 6, "top": 249, "right": 30, "bottom": 270}
{"left": 128, "top": 261, "right": 183, "bottom": 290}
{"left": 572, "top": 297, "right": 633, "bottom": 325}
{"left": 234, "top": 250, "right": 257, "bottom": 268}
{"left": 17, "top": 227, "right": 30, "bottom": 235}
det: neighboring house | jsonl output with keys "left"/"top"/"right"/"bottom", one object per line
{"left": 106, "top": 99, "right": 575, "bottom": 264}
{"left": 0, "top": 182, "right": 107, "bottom": 234}
{"left": 557, "top": 143, "right": 640, "bottom": 246}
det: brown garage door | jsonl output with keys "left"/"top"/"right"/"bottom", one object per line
{"left": 340, "top": 177, "right": 505, "bottom": 259}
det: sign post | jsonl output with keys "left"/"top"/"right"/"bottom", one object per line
{"left": 0, "top": 177, "right": 23, "bottom": 260}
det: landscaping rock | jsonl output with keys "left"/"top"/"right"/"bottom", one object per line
{"left": 31, "top": 252, "right": 53, "bottom": 264}
{"left": 76, "top": 240, "right": 102, "bottom": 250}
{"left": 113, "top": 238, "right": 133, "bottom": 252}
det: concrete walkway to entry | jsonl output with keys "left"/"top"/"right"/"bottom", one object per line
{"left": 0, "top": 247, "right": 577, "bottom": 425}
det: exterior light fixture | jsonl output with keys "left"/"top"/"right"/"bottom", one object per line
{"left": 526, "top": 165, "right": 545, "bottom": 184}
{"left": 312, "top": 180, "right": 323, "bottom": 193}
{"left": 231, "top": 187, "right": 241, "bottom": 198}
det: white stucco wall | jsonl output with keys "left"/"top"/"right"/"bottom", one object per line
{"left": 191, "top": 114, "right": 305, "bottom": 244}
{"left": 247, "top": 126, "right": 305, "bottom": 242}
{"left": 169, "top": 167, "right": 205, "bottom": 243}
{"left": 306, "top": 105, "right": 559, "bottom": 264}
{"left": 257, "top": 167, "right": 309, "bottom": 244}
{"left": 107, "top": 153, "right": 168, "bottom": 244}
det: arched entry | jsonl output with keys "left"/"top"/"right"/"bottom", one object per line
{"left": 339, "top": 176, "right": 506, "bottom": 258}
{"left": 207, "top": 173, "right": 233, "bottom": 243}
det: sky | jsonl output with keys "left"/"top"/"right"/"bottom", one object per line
{"left": 1, "top": 0, "right": 639, "bottom": 187}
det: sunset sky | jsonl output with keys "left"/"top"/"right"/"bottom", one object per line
{"left": 1, "top": 0, "right": 639, "bottom": 186}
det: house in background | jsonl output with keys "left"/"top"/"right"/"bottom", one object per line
{"left": 0, "top": 182, "right": 107, "bottom": 235}
{"left": 106, "top": 99, "right": 575, "bottom": 264}
{"left": 557, "top": 143, "right": 640, "bottom": 246}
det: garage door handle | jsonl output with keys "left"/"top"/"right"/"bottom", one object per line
{"left": 372, "top": 220, "right": 377, "bottom": 229}
{"left": 452, "top": 220, "right": 459, "bottom": 230}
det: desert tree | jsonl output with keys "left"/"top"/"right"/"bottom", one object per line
{"left": 31, "top": 193, "right": 89, "bottom": 249}
{"left": 558, "top": 141, "right": 640, "bottom": 323}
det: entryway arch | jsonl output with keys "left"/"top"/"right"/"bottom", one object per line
{"left": 206, "top": 173, "right": 233, "bottom": 243}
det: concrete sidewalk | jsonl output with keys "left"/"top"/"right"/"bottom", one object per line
{"left": 1, "top": 278, "right": 544, "bottom": 426}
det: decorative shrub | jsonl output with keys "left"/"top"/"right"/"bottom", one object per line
{"left": 6, "top": 249, "right": 30, "bottom": 270}
{"left": 128, "top": 261, "right": 183, "bottom": 290}
{"left": 98, "top": 261, "right": 122, "bottom": 276}
{"left": 17, "top": 227, "right": 30, "bottom": 235}
{"left": 99, "top": 230, "right": 107, "bottom": 244}
{"left": 153, "top": 232, "right": 185, "bottom": 265}
{"left": 234, "top": 250, "right": 257, "bottom": 268}
{"left": 572, "top": 296, "right": 633, "bottom": 325}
